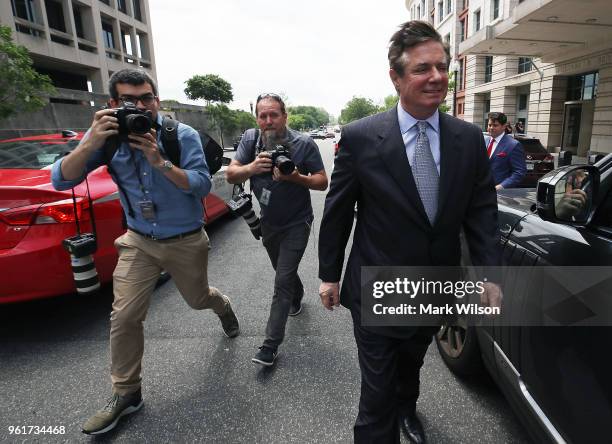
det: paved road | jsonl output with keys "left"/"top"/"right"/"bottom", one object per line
{"left": 0, "top": 137, "right": 531, "bottom": 443}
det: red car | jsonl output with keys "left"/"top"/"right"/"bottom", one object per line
{"left": 0, "top": 131, "right": 233, "bottom": 304}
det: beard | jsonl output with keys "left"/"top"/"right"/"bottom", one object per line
{"left": 262, "top": 128, "right": 287, "bottom": 149}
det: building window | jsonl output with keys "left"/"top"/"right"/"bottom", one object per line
{"left": 73, "top": 5, "right": 84, "bottom": 38}
{"left": 567, "top": 72, "right": 599, "bottom": 101}
{"left": 459, "top": 18, "right": 466, "bottom": 42}
{"left": 457, "top": 59, "right": 465, "bottom": 91}
{"left": 474, "top": 9, "right": 481, "bottom": 31}
{"left": 484, "top": 56, "right": 493, "bottom": 83}
{"left": 518, "top": 57, "right": 532, "bottom": 74}
{"left": 101, "top": 20, "right": 115, "bottom": 49}
{"left": 133, "top": 0, "right": 142, "bottom": 21}
{"left": 492, "top": 0, "right": 500, "bottom": 19}
{"left": 417, "top": 5, "right": 421, "bottom": 18}
{"left": 45, "top": 0, "right": 66, "bottom": 32}
{"left": 117, "top": 0, "right": 127, "bottom": 13}
{"left": 99, "top": 0, "right": 110, "bottom": 5}
{"left": 445, "top": 33, "right": 451, "bottom": 47}
{"left": 446, "top": 0, "right": 452, "bottom": 16}
{"left": 518, "top": 94, "right": 528, "bottom": 111}
{"left": 11, "top": 0, "right": 36, "bottom": 21}
{"left": 438, "top": 1, "right": 443, "bottom": 22}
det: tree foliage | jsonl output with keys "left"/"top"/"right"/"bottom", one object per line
{"left": 184, "top": 74, "right": 233, "bottom": 105}
{"left": 286, "top": 105, "right": 330, "bottom": 131}
{"left": 339, "top": 96, "right": 379, "bottom": 124}
{"left": 234, "top": 110, "right": 256, "bottom": 132}
{"left": 0, "top": 25, "right": 55, "bottom": 120}
{"left": 381, "top": 94, "right": 399, "bottom": 112}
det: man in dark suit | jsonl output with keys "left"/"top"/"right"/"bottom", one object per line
{"left": 318, "top": 21, "right": 502, "bottom": 443}
{"left": 485, "top": 112, "right": 526, "bottom": 189}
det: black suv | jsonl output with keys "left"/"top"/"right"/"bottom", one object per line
{"left": 436, "top": 155, "right": 612, "bottom": 443}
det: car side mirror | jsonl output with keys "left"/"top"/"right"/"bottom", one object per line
{"left": 536, "top": 165, "right": 600, "bottom": 224}
{"left": 221, "top": 156, "right": 231, "bottom": 166}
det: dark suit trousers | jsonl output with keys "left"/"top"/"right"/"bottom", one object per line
{"left": 352, "top": 310, "right": 435, "bottom": 444}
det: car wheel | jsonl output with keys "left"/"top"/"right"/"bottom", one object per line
{"left": 435, "top": 318, "right": 484, "bottom": 377}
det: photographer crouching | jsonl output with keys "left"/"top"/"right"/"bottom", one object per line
{"left": 226, "top": 93, "right": 328, "bottom": 366}
{"left": 51, "top": 68, "right": 240, "bottom": 435}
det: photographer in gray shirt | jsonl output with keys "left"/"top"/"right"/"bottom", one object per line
{"left": 226, "top": 93, "right": 327, "bottom": 366}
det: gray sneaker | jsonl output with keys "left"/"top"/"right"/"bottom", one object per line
{"left": 82, "top": 389, "right": 143, "bottom": 435}
{"left": 219, "top": 296, "right": 240, "bottom": 338}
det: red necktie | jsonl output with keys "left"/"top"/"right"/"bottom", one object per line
{"left": 487, "top": 138, "right": 495, "bottom": 158}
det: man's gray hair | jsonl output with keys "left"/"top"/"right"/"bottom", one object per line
{"left": 388, "top": 21, "right": 450, "bottom": 77}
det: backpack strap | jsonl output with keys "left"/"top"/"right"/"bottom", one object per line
{"left": 101, "top": 137, "right": 135, "bottom": 218}
{"left": 161, "top": 116, "right": 180, "bottom": 166}
{"left": 245, "top": 129, "right": 260, "bottom": 195}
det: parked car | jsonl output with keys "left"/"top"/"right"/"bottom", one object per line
{"left": 232, "top": 134, "right": 243, "bottom": 150}
{"left": 0, "top": 132, "right": 234, "bottom": 304}
{"left": 309, "top": 130, "right": 326, "bottom": 140}
{"left": 436, "top": 155, "right": 612, "bottom": 443}
{"left": 515, "top": 135, "right": 555, "bottom": 187}
{"left": 325, "top": 131, "right": 335, "bottom": 139}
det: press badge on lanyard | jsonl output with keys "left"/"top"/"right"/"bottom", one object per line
{"left": 139, "top": 199, "right": 156, "bottom": 221}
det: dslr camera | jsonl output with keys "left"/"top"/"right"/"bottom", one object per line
{"left": 107, "top": 102, "right": 153, "bottom": 140}
{"left": 227, "top": 191, "right": 262, "bottom": 240}
{"left": 264, "top": 145, "right": 295, "bottom": 175}
{"left": 62, "top": 233, "right": 98, "bottom": 258}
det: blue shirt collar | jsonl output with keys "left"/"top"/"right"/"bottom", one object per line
{"left": 397, "top": 104, "right": 440, "bottom": 134}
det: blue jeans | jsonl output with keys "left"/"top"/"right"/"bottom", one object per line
{"left": 261, "top": 222, "right": 310, "bottom": 350}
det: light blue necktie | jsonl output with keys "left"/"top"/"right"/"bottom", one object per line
{"left": 413, "top": 121, "right": 439, "bottom": 224}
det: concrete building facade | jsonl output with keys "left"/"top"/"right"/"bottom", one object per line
{"left": 1, "top": 0, "right": 157, "bottom": 95}
{"left": 404, "top": 0, "right": 612, "bottom": 156}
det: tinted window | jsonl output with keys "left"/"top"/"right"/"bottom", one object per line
{"left": 0, "top": 140, "right": 79, "bottom": 169}
{"left": 517, "top": 138, "right": 547, "bottom": 154}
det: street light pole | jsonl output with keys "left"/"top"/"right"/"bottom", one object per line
{"left": 451, "top": 60, "right": 459, "bottom": 117}
{"left": 249, "top": 101, "right": 254, "bottom": 116}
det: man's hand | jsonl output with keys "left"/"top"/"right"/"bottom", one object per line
{"left": 249, "top": 152, "right": 273, "bottom": 176}
{"left": 481, "top": 282, "right": 503, "bottom": 309}
{"left": 495, "top": 184, "right": 503, "bottom": 191}
{"left": 273, "top": 166, "right": 299, "bottom": 182}
{"left": 128, "top": 129, "right": 164, "bottom": 167}
{"left": 82, "top": 109, "right": 119, "bottom": 152}
{"left": 319, "top": 282, "right": 340, "bottom": 310}
{"left": 557, "top": 188, "right": 587, "bottom": 219}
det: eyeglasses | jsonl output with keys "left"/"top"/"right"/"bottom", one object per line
{"left": 256, "top": 93, "right": 282, "bottom": 103}
{"left": 118, "top": 94, "right": 157, "bottom": 106}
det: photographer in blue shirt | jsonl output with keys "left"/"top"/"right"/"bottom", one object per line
{"left": 51, "top": 68, "right": 240, "bottom": 435}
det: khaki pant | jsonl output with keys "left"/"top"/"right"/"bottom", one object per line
{"left": 109, "top": 229, "right": 227, "bottom": 395}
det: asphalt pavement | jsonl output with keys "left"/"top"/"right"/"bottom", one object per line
{"left": 0, "top": 138, "right": 531, "bottom": 443}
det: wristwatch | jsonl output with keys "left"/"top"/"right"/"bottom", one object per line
{"left": 159, "top": 160, "right": 173, "bottom": 171}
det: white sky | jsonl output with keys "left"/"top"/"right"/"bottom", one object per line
{"left": 148, "top": 0, "right": 409, "bottom": 118}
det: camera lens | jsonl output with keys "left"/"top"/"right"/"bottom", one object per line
{"left": 276, "top": 156, "right": 295, "bottom": 175}
{"left": 125, "top": 114, "right": 152, "bottom": 134}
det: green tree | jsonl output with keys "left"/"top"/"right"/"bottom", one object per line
{"left": 287, "top": 114, "right": 307, "bottom": 131}
{"left": 234, "top": 109, "right": 256, "bottom": 132}
{"left": 380, "top": 94, "right": 399, "bottom": 112}
{"left": 184, "top": 74, "right": 233, "bottom": 106}
{"left": 287, "top": 105, "right": 330, "bottom": 129}
{"left": 0, "top": 25, "right": 55, "bottom": 120}
{"left": 207, "top": 103, "right": 237, "bottom": 148}
{"left": 339, "top": 96, "right": 379, "bottom": 124}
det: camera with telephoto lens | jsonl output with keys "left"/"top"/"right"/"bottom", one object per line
{"left": 266, "top": 145, "right": 295, "bottom": 175}
{"left": 108, "top": 102, "right": 153, "bottom": 140}
{"left": 227, "top": 191, "right": 262, "bottom": 239}
{"left": 62, "top": 233, "right": 97, "bottom": 258}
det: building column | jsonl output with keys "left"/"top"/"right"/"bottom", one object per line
{"left": 591, "top": 61, "right": 612, "bottom": 154}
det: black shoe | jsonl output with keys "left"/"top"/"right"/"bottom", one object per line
{"left": 399, "top": 411, "right": 426, "bottom": 444}
{"left": 251, "top": 346, "right": 278, "bottom": 366}
{"left": 289, "top": 289, "right": 304, "bottom": 316}
{"left": 219, "top": 296, "right": 240, "bottom": 338}
{"left": 288, "top": 301, "right": 302, "bottom": 317}
{"left": 82, "top": 389, "right": 143, "bottom": 435}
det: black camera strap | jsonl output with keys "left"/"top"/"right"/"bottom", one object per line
{"left": 245, "top": 129, "right": 260, "bottom": 196}
{"left": 70, "top": 177, "right": 98, "bottom": 239}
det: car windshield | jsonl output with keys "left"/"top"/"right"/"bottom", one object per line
{"left": 518, "top": 139, "right": 547, "bottom": 154}
{"left": 0, "top": 140, "right": 79, "bottom": 169}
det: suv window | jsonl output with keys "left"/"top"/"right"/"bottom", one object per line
{"left": 516, "top": 137, "right": 547, "bottom": 154}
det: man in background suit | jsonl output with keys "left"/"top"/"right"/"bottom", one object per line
{"left": 318, "top": 21, "right": 502, "bottom": 443}
{"left": 485, "top": 112, "right": 526, "bottom": 190}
